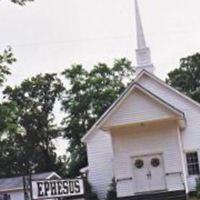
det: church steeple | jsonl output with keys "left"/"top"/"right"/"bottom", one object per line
{"left": 135, "top": 0, "right": 154, "bottom": 74}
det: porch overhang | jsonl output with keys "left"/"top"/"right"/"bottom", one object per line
{"left": 101, "top": 116, "right": 186, "bottom": 132}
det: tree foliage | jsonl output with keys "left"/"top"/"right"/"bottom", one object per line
{"left": 61, "top": 58, "right": 134, "bottom": 177}
{"left": 0, "top": 0, "right": 68, "bottom": 178}
{"left": 0, "top": 73, "right": 66, "bottom": 177}
{"left": 9, "top": 0, "right": 34, "bottom": 6}
{"left": 0, "top": 102, "right": 20, "bottom": 138}
{"left": 0, "top": 47, "right": 17, "bottom": 139}
{"left": 167, "top": 53, "right": 200, "bottom": 103}
{"left": 0, "top": 47, "right": 15, "bottom": 87}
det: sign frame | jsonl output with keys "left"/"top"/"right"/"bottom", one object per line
{"left": 31, "top": 178, "right": 85, "bottom": 200}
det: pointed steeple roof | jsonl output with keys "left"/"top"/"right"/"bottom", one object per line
{"left": 135, "top": 0, "right": 146, "bottom": 49}
{"left": 135, "top": 0, "right": 154, "bottom": 74}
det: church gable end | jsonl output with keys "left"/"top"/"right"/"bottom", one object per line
{"left": 102, "top": 86, "right": 181, "bottom": 129}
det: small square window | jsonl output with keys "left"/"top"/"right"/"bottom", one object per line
{"left": 186, "top": 152, "right": 200, "bottom": 176}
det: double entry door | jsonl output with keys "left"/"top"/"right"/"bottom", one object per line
{"left": 132, "top": 154, "right": 166, "bottom": 193}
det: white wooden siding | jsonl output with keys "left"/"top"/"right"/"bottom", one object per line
{"left": 104, "top": 88, "right": 177, "bottom": 128}
{"left": 8, "top": 190, "right": 24, "bottom": 200}
{"left": 111, "top": 122, "right": 184, "bottom": 197}
{"left": 86, "top": 130, "right": 113, "bottom": 199}
{"left": 7, "top": 190, "right": 59, "bottom": 200}
{"left": 85, "top": 73, "right": 200, "bottom": 199}
{"left": 138, "top": 74, "right": 200, "bottom": 191}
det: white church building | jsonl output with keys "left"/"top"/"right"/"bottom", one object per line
{"left": 82, "top": 1, "right": 200, "bottom": 200}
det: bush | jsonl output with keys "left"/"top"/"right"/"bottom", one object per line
{"left": 196, "top": 177, "right": 200, "bottom": 198}
{"left": 106, "top": 178, "right": 117, "bottom": 200}
{"left": 83, "top": 176, "right": 99, "bottom": 200}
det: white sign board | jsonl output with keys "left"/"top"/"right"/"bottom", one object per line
{"left": 31, "top": 179, "right": 84, "bottom": 200}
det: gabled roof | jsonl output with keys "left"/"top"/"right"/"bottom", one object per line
{"left": 82, "top": 70, "right": 187, "bottom": 143}
{"left": 0, "top": 171, "right": 60, "bottom": 192}
{"left": 135, "top": 70, "right": 200, "bottom": 109}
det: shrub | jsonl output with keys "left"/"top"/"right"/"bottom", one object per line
{"left": 83, "top": 176, "right": 99, "bottom": 200}
{"left": 106, "top": 178, "right": 117, "bottom": 200}
{"left": 196, "top": 177, "right": 200, "bottom": 198}
{"left": 196, "top": 177, "right": 200, "bottom": 199}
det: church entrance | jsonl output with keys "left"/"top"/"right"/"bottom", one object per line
{"left": 132, "top": 154, "right": 166, "bottom": 194}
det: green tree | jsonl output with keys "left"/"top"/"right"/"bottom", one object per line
{"left": 0, "top": 47, "right": 18, "bottom": 139}
{"left": 0, "top": 73, "right": 66, "bottom": 177}
{"left": 0, "top": 47, "right": 15, "bottom": 87}
{"left": 167, "top": 53, "right": 200, "bottom": 103}
{"left": 9, "top": 0, "right": 34, "bottom": 6}
{"left": 61, "top": 58, "right": 134, "bottom": 177}
{"left": 0, "top": 102, "right": 20, "bottom": 138}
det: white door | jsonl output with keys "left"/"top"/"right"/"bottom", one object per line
{"left": 133, "top": 154, "right": 166, "bottom": 193}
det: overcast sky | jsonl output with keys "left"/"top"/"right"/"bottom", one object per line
{"left": 1, "top": 0, "right": 200, "bottom": 86}
{"left": 1, "top": 0, "right": 200, "bottom": 155}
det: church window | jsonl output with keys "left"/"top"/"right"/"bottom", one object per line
{"left": 186, "top": 152, "right": 200, "bottom": 175}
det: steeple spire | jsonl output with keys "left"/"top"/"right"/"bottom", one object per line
{"left": 135, "top": 0, "right": 146, "bottom": 49}
{"left": 135, "top": 0, "right": 154, "bottom": 74}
